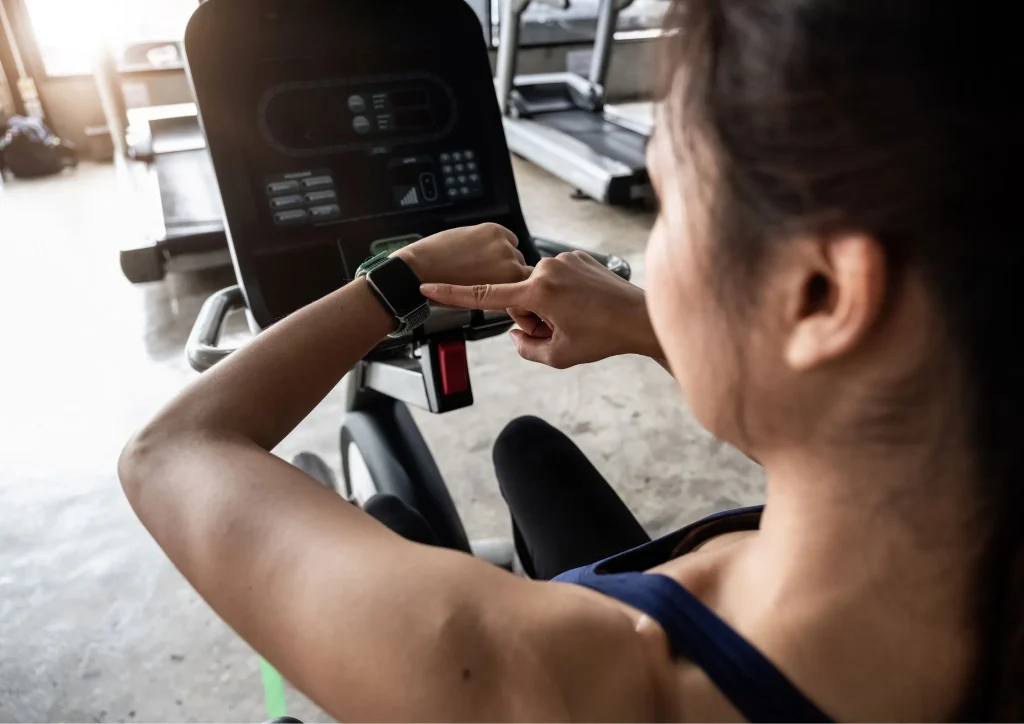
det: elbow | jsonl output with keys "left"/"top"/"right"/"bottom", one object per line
{"left": 118, "top": 424, "right": 171, "bottom": 507}
{"left": 118, "top": 430, "right": 148, "bottom": 506}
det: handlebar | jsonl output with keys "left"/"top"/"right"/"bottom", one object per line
{"left": 185, "top": 238, "right": 631, "bottom": 373}
{"left": 185, "top": 285, "right": 245, "bottom": 373}
{"left": 533, "top": 236, "right": 631, "bottom": 281}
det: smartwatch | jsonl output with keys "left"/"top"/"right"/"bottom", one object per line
{"left": 356, "top": 250, "right": 431, "bottom": 338}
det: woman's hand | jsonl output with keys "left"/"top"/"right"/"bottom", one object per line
{"left": 393, "top": 223, "right": 530, "bottom": 285}
{"left": 421, "top": 251, "right": 665, "bottom": 369}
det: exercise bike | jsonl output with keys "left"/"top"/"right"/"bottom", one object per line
{"left": 183, "top": 0, "right": 631, "bottom": 566}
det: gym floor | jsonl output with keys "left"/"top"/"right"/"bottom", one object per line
{"left": 0, "top": 158, "right": 763, "bottom": 722}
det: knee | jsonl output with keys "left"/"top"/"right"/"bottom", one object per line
{"left": 493, "top": 416, "right": 558, "bottom": 467}
{"left": 492, "top": 416, "right": 571, "bottom": 500}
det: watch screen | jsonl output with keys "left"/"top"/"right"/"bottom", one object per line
{"left": 369, "top": 259, "right": 426, "bottom": 317}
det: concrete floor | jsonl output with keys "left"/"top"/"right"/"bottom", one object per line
{"left": 0, "top": 158, "right": 764, "bottom": 722}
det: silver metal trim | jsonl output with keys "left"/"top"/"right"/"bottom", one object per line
{"left": 363, "top": 358, "right": 429, "bottom": 410}
{"left": 512, "top": 71, "right": 592, "bottom": 93}
{"left": 602, "top": 103, "right": 654, "bottom": 137}
{"left": 613, "top": 27, "right": 665, "bottom": 42}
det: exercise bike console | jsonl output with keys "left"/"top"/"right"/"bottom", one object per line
{"left": 184, "top": 0, "right": 631, "bottom": 559}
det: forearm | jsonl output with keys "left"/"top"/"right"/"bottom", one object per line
{"left": 133, "top": 277, "right": 392, "bottom": 451}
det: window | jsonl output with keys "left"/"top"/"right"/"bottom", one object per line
{"left": 23, "top": 0, "right": 200, "bottom": 76}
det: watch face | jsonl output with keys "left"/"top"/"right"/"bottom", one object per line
{"left": 367, "top": 258, "right": 426, "bottom": 317}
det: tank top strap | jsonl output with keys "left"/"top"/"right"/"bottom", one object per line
{"left": 572, "top": 571, "right": 833, "bottom": 723}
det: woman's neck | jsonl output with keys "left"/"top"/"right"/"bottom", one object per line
{"left": 755, "top": 440, "right": 978, "bottom": 599}
{"left": 732, "top": 441, "right": 982, "bottom": 719}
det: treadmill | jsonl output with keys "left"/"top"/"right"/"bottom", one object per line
{"left": 118, "top": 103, "right": 231, "bottom": 283}
{"left": 495, "top": 0, "right": 652, "bottom": 205}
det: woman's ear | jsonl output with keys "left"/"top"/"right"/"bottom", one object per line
{"left": 785, "top": 234, "right": 888, "bottom": 371}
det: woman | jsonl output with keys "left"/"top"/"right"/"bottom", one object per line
{"left": 119, "top": 0, "right": 1022, "bottom": 720}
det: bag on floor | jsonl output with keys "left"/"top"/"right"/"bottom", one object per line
{"left": 0, "top": 115, "right": 78, "bottom": 179}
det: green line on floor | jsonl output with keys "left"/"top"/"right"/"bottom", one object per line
{"left": 260, "top": 657, "right": 289, "bottom": 720}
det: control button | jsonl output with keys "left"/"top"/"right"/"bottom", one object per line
{"left": 464, "top": 150, "right": 475, "bottom": 160}
{"left": 466, "top": 161, "right": 477, "bottom": 171}
{"left": 439, "top": 153, "right": 452, "bottom": 163}
{"left": 459, "top": 186, "right": 470, "bottom": 196}
{"left": 457, "top": 175, "right": 467, "bottom": 184}
{"left": 438, "top": 340, "right": 469, "bottom": 396}
{"left": 442, "top": 165, "right": 453, "bottom": 174}
{"left": 305, "top": 189, "right": 338, "bottom": 204}
{"left": 348, "top": 95, "right": 366, "bottom": 113}
{"left": 309, "top": 204, "right": 342, "bottom": 221}
{"left": 419, "top": 172, "right": 439, "bottom": 202}
{"left": 445, "top": 176, "right": 456, "bottom": 186}
{"left": 274, "top": 209, "right": 309, "bottom": 225}
{"left": 269, "top": 194, "right": 304, "bottom": 210}
{"left": 301, "top": 175, "right": 334, "bottom": 190}
{"left": 447, "top": 188, "right": 458, "bottom": 198}
{"left": 469, "top": 173, "right": 480, "bottom": 182}
{"left": 454, "top": 163, "right": 465, "bottom": 172}
{"left": 353, "top": 116, "right": 371, "bottom": 134}
{"left": 266, "top": 179, "right": 300, "bottom": 195}
{"left": 452, "top": 151, "right": 463, "bottom": 161}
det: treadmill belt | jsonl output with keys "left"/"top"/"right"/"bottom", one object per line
{"left": 154, "top": 149, "right": 225, "bottom": 235}
{"left": 150, "top": 116, "right": 208, "bottom": 155}
{"left": 541, "top": 110, "right": 648, "bottom": 172}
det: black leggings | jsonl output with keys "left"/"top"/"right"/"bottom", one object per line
{"left": 364, "top": 415, "right": 651, "bottom": 580}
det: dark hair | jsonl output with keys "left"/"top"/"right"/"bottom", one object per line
{"left": 660, "top": 0, "right": 1023, "bottom": 719}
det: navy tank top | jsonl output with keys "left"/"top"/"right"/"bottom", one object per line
{"left": 552, "top": 506, "right": 834, "bottom": 723}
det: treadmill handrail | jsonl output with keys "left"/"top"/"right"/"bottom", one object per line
{"left": 590, "top": 0, "right": 638, "bottom": 91}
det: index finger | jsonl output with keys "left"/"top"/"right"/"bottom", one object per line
{"left": 420, "top": 281, "right": 531, "bottom": 310}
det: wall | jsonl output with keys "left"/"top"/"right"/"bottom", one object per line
{"left": 36, "top": 37, "right": 656, "bottom": 149}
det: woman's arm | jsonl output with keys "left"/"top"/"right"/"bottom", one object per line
{"left": 123, "top": 224, "right": 527, "bottom": 451}
{"left": 118, "top": 225, "right": 665, "bottom": 721}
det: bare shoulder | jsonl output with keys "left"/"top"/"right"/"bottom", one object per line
{"left": 465, "top": 574, "right": 678, "bottom": 721}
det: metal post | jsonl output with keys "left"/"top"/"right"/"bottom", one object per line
{"left": 494, "top": 0, "right": 529, "bottom": 114}
{"left": 588, "top": 0, "right": 617, "bottom": 92}
{"left": 92, "top": 45, "right": 129, "bottom": 160}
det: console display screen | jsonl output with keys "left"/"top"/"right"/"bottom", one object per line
{"left": 245, "top": 60, "right": 493, "bottom": 243}
{"left": 258, "top": 74, "right": 454, "bottom": 154}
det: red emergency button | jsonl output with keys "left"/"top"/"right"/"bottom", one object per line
{"left": 438, "top": 340, "right": 469, "bottom": 396}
